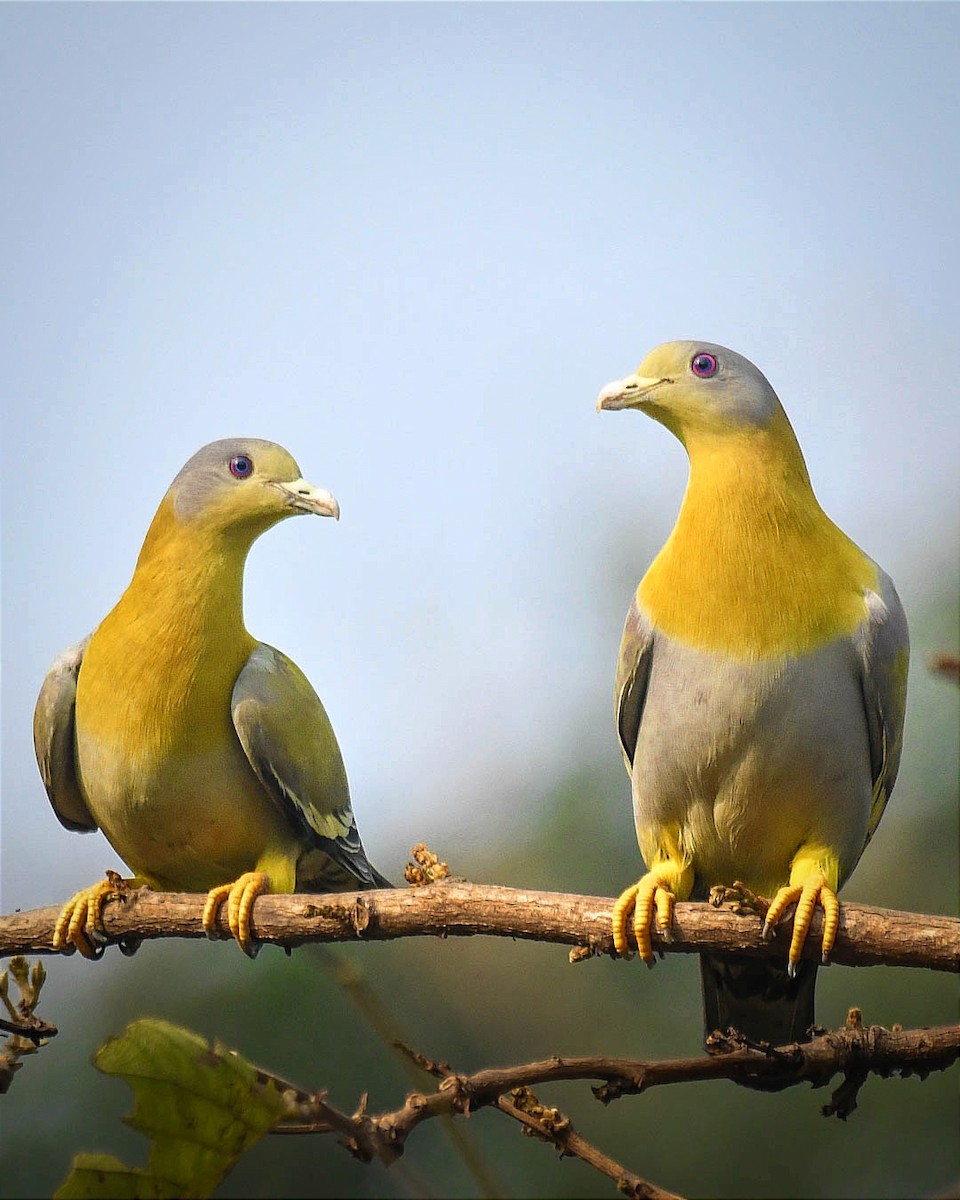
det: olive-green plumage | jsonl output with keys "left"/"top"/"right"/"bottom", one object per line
{"left": 35, "top": 438, "right": 390, "bottom": 955}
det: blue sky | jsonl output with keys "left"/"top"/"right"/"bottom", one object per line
{"left": 2, "top": 2, "right": 958, "bottom": 911}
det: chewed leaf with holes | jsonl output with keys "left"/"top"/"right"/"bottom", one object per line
{"left": 55, "top": 1018, "right": 294, "bottom": 1199}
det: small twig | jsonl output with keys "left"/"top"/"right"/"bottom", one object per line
{"left": 0, "top": 957, "right": 56, "bottom": 1095}
{"left": 250, "top": 1018, "right": 956, "bottom": 1197}
{"left": 269, "top": 1052, "right": 680, "bottom": 1193}
{"left": 325, "top": 1021, "right": 959, "bottom": 1113}
{"left": 0, "top": 1014, "right": 57, "bottom": 1043}
{"left": 496, "top": 1087, "right": 681, "bottom": 1199}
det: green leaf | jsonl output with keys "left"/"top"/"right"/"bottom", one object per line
{"left": 55, "top": 1019, "right": 294, "bottom": 1199}
{"left": 54, "top": 1154, "right": 170, "bottom": 1199}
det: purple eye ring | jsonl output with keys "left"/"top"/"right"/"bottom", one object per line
{"left": 691, "top": 352, "right": 719, "bottom": 379}
{"left": 229, "top": 454, "right": 253, "bottom": 479}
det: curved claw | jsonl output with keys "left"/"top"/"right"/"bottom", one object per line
{"left": 203, "top": 871, "right": 270, "bottom": 957}
{"left": 611, "top": 869, "right": 678, "bottom": 964}
{"left": 52, "top": 873, "right": 132, "bottom": 958}
{"left": 763, "top": 869, "right": 840, "bottom": 976}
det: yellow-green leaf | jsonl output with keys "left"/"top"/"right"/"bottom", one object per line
{"left": 54, "top": 1154, "right": 172, "bottom": 1199}
{"left": 55, "top": 1019, "right": 294, "bottom": 1200}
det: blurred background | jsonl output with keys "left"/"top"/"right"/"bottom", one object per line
{"left": 2, "top": 4, "right": 957, "bottom": 1198}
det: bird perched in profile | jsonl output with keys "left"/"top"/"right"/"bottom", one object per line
{"left": 34, "top": 438, "right": 391, "bottom": 957}
{"left": 596, "top": 341, "right": 908, "bottom": 1051}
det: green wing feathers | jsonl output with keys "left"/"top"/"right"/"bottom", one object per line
{"left": 614, "top": 596, "right": 656, "bottom": 773}
{"left": 33, "top": 637, "right": 96, "bottom": 833}
{"left": 231, "top": 644, "right": 391, "bottom": 890}
{"left": 855, "top": 572, "right": 910, "bottom": 847}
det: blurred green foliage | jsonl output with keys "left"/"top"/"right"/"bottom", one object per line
{"left": 1, "top": 581, "right": 956, "bottom": 1200}
{"left": 55, "top": 1019, "right": 292, "bottom": 1199}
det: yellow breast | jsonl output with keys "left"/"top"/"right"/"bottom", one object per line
{"left": 77, "top": 501, "right": 255, "bottom": 765}
{"left": 72, "top": 498, "right": 282, "bottom": 887}
{"left": 639, "top": 415, "right": 877, "bottom": 658}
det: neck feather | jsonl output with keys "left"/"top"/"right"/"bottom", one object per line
{"left": 639, "top": 415, "right": 876, "bottom": 656}
{"left": 98, "top": 499, "right": 257, "bottom": 707}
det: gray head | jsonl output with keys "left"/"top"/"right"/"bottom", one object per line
{"left": 165, "top": 438, "right": 339, "bottom": 529}
{"left": 597, "top": 341, "right": 786, "bottom": 442}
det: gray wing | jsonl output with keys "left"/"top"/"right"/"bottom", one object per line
{"left": 614, "top": 596, "right": 656, "bottom": 773}
{"left": 33, "top": 637, "right": 96, "bottom": 832}
{"left": 853, "top": 569, "right": 910, "bottom": 847}
{"left": 231, "top": 643, "right": 391, "bottom": 889}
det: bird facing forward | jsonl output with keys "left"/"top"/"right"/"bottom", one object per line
{"left": 597, "top": 342, "right": 908, "bottom": 1049}
{"left": 34, "top": 438, "right": 391, "bottom": 957}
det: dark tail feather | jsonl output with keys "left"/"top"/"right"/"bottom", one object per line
{"left": 700, "top": 951, "right": 818, "bottom": 1091}
{"left": 297, "top": 836, "right": 394, "bottom": 892}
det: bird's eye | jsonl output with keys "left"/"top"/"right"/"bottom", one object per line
{"left": 691, "top": 352, "right": 719, "bottom": 378}
{"left": 229, "top": 455, "right": 253, "bottom": 479}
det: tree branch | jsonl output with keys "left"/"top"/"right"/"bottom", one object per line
{"left": 258, "top": 1015, "right": 957, "bottom": 1196}
{"left": 495, "top": 1088, "right": 681, "bottom": 1200}
{"left": 1, "top": 882, "right": 956, "bottom": 972}
{"left": 390, "top": 1018, "right": 960, "bottom": 1111}
{"left": 384, "top": 1043, "right": 681, "bottom": 1196}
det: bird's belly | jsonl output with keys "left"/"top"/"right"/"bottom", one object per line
{"left": 631, "top": 635, "right": 873, "bottom": 897}
{"left": 76, "top": 728, "right": 291, "bottom": 891}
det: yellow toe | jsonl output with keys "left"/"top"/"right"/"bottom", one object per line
{"left": 611, "top": 883, "right": 641, "bottom": 957}
{"left": 632, "top": 875, "right": 676, "bottom": 963}
{"left": 52, "top": 872, "right": 133, "bottom": 958}
{"left": 763, "top": 869, "right": 840, "bottom": 975}
{"left": 611, "top": 866, "right": 683, "bottom": 964}
{"left": 202, "top": 883, "right": 232, "bottom": 940}
{"left": 203, "top": 872, "right": 270, "bottom": 956}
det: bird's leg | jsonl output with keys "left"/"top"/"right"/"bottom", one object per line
{"left": 52, "top": 870, "right": 141, "bottom": 958}
{"left": 763, "top": 851, "right": 841, "bottom": 976}
{"left": 203, "top": 871, "right": 270, "bottom": 957}
{"left": 611, "top": 856, "right": 693, "bottom": 965}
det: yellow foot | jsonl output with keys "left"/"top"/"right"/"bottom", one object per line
{"left": 708, "top": 880, "right": 769, "bottom": 918}
{"left": 611, "top": 871, "right": 676, "bottom": 965}
{"left": 202, "top": 871, "right": 270, "bottom": 957}
{"left": 762, "top": 869, "right": 840, "bottom": 976}
{"left": 52, "top": 870, "right": 133, "bottom": 958}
